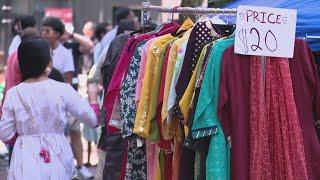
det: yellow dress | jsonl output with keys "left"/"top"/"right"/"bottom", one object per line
{"left": 133, "top": 34, "right": 175, "bottom": 141}
{"left": 133, "top": 19, "right": 194, "bottom": 142}
{"left": 161, "top": 30, "right": 194, "bottom": 140}
{"left": 179, "top": 43, "right": 211, "bottom": 124}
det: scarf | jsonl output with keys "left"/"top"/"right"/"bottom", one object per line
{"left": 249, "top": 56, "right": 308, "bottom": 179}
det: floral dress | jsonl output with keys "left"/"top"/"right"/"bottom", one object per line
{"left": 0, "top": 79, "right": 97, "bottom": 180}
{"left": 120, "top": 41, "right": 148, "bottom": 180}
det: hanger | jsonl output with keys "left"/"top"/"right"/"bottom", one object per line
{"left": 171, "top": 17, "right": 194, "bottom": 37}
{"left": 130, "top": 19, "right": 158, "bottom": 36}
{"left": 205, "top": 12, "right": 235, "bottom": 37}
{"left": 196, "top": 14, "right": 209, "bottom": 23}
{"left": 211, "top": 24, "right": 236, "bottom": 37}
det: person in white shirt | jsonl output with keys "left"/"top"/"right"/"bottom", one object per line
{"left": 41, "top": 17, "right": 93, "bottom": 179}
{"left": 8, "top": 15, "right": 36, "bottom": 56}
{"left": 41, "top": 17, "right": 74, "bottom": 83}
{"left": 51, "top": 44, "right": 74, "bottom": 79}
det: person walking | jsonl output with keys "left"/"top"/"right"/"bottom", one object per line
{"left": 41, "top": 17, "right": 74, "bottom": 83}
{"left": 2, "top": 27, "right": 41, "bottom": 166}
{"left": 0, "top": 39, "right": 98, "bottom": 180}
{"left": 41, "top": 17, "right": 93, "bottom": 179}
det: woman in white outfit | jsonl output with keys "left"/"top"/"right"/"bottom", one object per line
{"left": 0, "top": 39, "right": 98, "bottom": 180}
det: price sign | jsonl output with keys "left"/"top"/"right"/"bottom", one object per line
{"left": 234, "top": 5, "right": 297, "bottom": 58}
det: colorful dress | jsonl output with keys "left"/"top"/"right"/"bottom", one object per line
{"left": 218, "top": 39, "right": 320, "bottom": 180}
{"left": 120, "top": 41, "right": 148, "bottom": 180}
{"left": 193, "top": 38, "right": 234, "bottom": 180}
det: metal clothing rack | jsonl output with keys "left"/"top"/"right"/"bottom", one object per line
{"left": 141, "top": 1, "right": 237, "bottom": 26}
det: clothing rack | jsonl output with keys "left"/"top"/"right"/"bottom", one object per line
{"left": 141, "top": 1, "right": 237, "bottom": 26}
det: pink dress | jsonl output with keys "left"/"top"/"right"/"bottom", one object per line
{"left": 135, "top": 38, "right": 156, "bottom": 104}
{"left": 5, "top": 51, "right": 21, "bottom": 92}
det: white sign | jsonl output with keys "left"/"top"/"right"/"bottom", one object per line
{"left": 234, "top": 5, "right": 297, "bottom": 58}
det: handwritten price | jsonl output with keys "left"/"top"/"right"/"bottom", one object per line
{"left": 238, "top": 28, "right": 278, "bottom": 53}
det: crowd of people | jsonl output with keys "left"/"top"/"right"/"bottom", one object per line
{"left": 0, "top": 7, "right": 140, "bottom": 180}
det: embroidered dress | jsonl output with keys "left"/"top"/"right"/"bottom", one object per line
{"left": 0, "top": 79, "right": 97, "bottom": 180}
{"left": 120, "top": 41, "right": 148, "bottom": 138}
{"left": 119, "top": 41, "right": 148, "bottom": 180}
{"left": 133, "top": 34, "right": 176, "bottom": 141}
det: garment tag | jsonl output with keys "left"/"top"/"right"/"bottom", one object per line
{"left": 171, "top": 142, "right": 174, "bottom": 152}
{"left": 137, "top": 138, "right": 143, "bottom": 147}
{"left": 228, "top": 136, "right": 232, "bottom": 148}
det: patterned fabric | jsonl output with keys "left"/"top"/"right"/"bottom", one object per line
{"left": 167, "top": 40, "right": 188, "bottom": 124}
{"left": 182, "top": 43, "right": 214, "bottom": 151}
{"left": 105, "top": 23, "right": 181, "bottom": 133}
{"left": 156, "top": 43, "right": 174, "bottom": 180}
{"left": 218, "top": 39, "right": 320, "bottom": 179}
{"left": 135, "top": 39, "right": 157, "bottom": 105}
{"left": 249, "top": 56, "right": 308, "bottom": 179}
{"left": 120, "top": 41, "right": 148, "bottom": 180}
{"left": 0, "top": 80, "right": 97, "bottom": 180}
{"left": 125, "top": 137, "right": 147, "bottom": 180}
{"left": 173, "top": 21, "right": 215, "bottom": 124}
{"left": 133, "top": 34, "right": 176, "bottom": 142}
{"left": 161, "top": 29, "right": 191, "bottom": 132}
{"left": 192, "top": 38, "right": 234, "bottom": 180}
{"left": 192, "top": 38, "right": 233, "bottom": 137}
{"left": 120, "top": 41, "right": 147, "bottom": 138}
{"left": 104, "top": 36, "right": 140, "bottom": 133}
{"left": 179, "top": 42, "right": 213, "bottom": 127}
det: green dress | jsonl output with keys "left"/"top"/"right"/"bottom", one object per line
{"left": 192, "top": 38, "right": 234, "bottom": 180}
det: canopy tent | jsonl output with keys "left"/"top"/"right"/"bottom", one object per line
{"left": 223, "top": 0, "right": 320, "bottom": 51}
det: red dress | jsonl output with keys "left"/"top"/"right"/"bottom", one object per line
{"left": 218, "top": 39, "right": 320, "bottom": 180}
